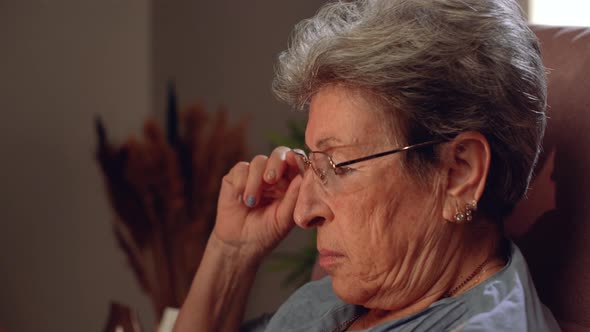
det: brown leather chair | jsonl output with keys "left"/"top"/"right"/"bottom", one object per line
{"left": 311, "top": 25, "right": 590, "bottom": 331}
{"left": 505, "top": 25, "right": 590, "bottom": 332}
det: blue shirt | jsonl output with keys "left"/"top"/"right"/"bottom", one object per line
{"left": 244, "top": 242, "right": 560, "bottom": 331}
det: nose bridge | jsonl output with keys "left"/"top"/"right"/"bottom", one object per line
{"left": 293, "top": 170, "right": 330, "bottom": 228}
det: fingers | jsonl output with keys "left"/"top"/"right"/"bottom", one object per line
{"left": 243, "top": 155, "right": 268, "bottom": 207}
{"left": 275, "top": 175, "right": 302, "bottom": 231}
{"left": 244, "top": 146, "right": 303, "bottom": 207}
{"left": 263, "top": 146, "right": 291, "bottom": 185}
{"left": 287, "top": 149, "right": 306, "bottom": 176}
{"left": 225, "top": 146, "right": 303, "bottom": 209}
{"left": 219, "top": 161, "right": 249, "bottom": 203}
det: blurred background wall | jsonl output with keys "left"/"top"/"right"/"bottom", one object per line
{"left": 0, "top": 1, "right": 154, "bottom": 331}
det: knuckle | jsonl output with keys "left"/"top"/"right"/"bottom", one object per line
{"left": 251, "top": 154, "right": 269, "bottom": 164}
{"left": 225, "top": 162, "right": 250, "bottom": 183}
{"left": 236, "top": 161, "right": 250, "bottom": 169}
{"left": 230, "top": 161, "right": 249, "bottom": 173}
{"left": 222, "top": 172, "right": 237, "bottom": 183}
{"left": 221, "top": 175, "right": 233, "bottom": 187}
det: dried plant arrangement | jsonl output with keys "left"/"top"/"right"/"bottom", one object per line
{"left": 95, "top": 84, "right": 248, "bottom": 322}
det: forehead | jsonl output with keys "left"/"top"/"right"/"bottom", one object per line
{"left": 306, "top": 85, "right": 389, "bottom": 150}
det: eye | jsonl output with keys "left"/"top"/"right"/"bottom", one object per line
{"left": 334, "top": 166, "right": 355, "bottom": 176}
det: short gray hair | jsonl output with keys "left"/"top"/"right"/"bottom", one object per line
{"left": 272, "top": 0, "right": 547, "bottom": 219}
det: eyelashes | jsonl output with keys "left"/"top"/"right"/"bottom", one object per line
{"left": 335, "top": 166, "right": 356, "bottom": 176}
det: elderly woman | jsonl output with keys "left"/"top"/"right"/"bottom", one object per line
{"left": 174, "top": 0, "right": 560, "bottom": 331}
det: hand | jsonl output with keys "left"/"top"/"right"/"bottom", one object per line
{"left": 212, "top": 147, "right": 304, "bottom": 262}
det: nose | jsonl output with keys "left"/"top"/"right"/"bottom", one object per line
{"left": 293, "top": 170, "right": 332, "bottom": 229}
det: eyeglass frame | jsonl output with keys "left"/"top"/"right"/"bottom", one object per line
{"left": 294, "top": 139, "right": 447, "bottom": 183}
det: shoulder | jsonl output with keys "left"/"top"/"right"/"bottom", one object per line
{"left": 458, "top": 243, "right": 560, "bottom": 332}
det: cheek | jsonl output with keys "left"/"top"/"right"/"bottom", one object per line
{"left": 329, "top": 196, "right": 406, "bottom": 304}
{"left": 328, "top": 171, "right": 437, "bottom": 293}
{"left": 333, "top": 188, "right": 405, "bottom": 273}
{"left": 334, "top": 169, "right": 436, "bottom": 279}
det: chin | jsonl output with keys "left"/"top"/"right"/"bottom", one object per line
{"left": 330, "top": 272, "right": 375, "bottom": 306}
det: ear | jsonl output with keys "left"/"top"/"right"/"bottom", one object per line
{"left": 441, "top": 131, "right": 491, "bottom": 221}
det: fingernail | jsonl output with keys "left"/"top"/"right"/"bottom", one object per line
{"left": 293, "top": 149, "right": 306, "bottom": 156}
{"left": 245, "top": 195, "right": 256, "bottom": 207}
{"left": 265, "top": 170, "right": 276, "bottom": 182}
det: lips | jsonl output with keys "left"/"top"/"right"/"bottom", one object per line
{"left": 318, "top": 248, "right": 345, "bottom": 270}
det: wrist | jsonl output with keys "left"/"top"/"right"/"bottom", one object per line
{"left": 175, "top": 234, "right": 261, "bottom": 332}
{"left": 206, "top": 233, "right": 263, "bottom": 271}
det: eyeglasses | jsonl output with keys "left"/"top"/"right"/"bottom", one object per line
{"left": 294, "top": 139, "right": 446, "bottom": 187}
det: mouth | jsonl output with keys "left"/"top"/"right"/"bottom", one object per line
{"left": 317, "top": 248, "right": 345, "bottom": 270}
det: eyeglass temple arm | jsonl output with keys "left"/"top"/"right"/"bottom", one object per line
{"left": 335, "top": 139, "right": 446, "bottom": 168}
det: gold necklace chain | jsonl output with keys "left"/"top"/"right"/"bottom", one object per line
{"left": 444, "top": 257, "right": 491, "bottom": 298}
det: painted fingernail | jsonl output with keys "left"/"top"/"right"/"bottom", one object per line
{"left": 245, "top": 195, "right": 256, "bottom": 207}
{"left": 265, "top": 170, "right": 276, "bottom": 182}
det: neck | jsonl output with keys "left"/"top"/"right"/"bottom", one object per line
{"left": 349, "top": 218, "right": 507, "bottom": 331}
{"left": 444, "top": 218, "right": 507, "bottom": 296}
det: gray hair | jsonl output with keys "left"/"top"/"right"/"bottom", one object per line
{"left": 272, "top": 0, "right": 547, "bottom": 219}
